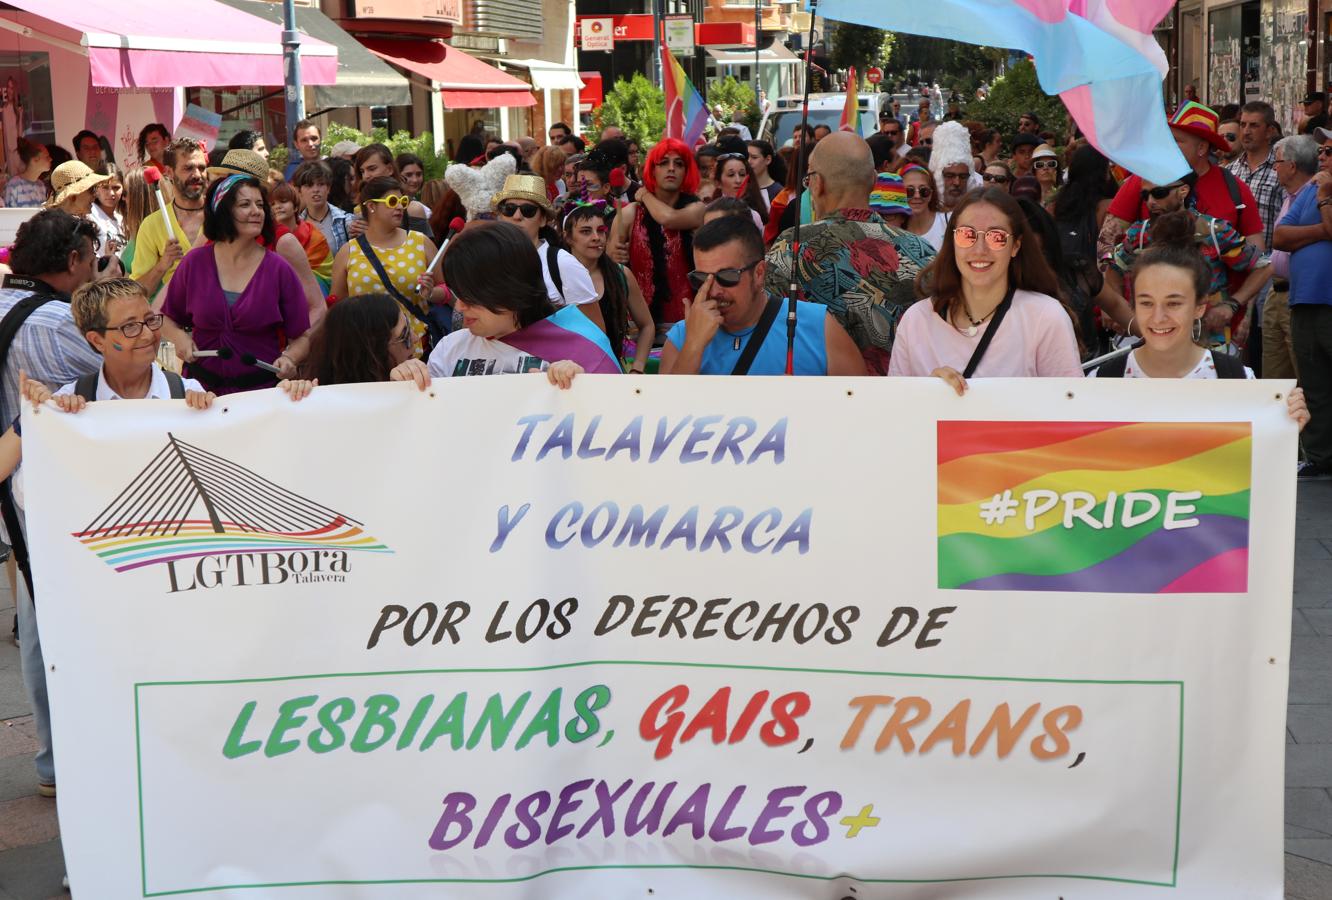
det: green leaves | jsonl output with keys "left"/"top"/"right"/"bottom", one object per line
{"left": 600, "top": 73, "right": 667, "bottom": 149}
{"left": 965, "top": 60, "right": 1068, "bottom": 139}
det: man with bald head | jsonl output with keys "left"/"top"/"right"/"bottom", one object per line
{"left": 764, "top": 131, "right": 936, "bottom": 374}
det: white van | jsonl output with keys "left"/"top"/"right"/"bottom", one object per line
{"left": 757, "top": 92, "right": 891, "bottom": 145}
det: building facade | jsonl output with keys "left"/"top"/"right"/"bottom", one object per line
{"left": 1173, "top": 0, "right": 1324, "bottom": 134}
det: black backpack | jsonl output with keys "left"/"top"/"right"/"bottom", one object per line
{"left": 1097, "top": 345, "right": 1248, "bottom": 379}
{"left": 74, "top": 369, "right": 186, "bottom": 400}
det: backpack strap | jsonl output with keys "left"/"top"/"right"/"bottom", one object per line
{"left": 1220, "top": 167, "right": 1247, "bottom": 215}
{"left": 1095, "top": 351, "right": 1131, "bottom": 378}
{"left": 164, "top": 370, "right": 186, "bottom": 399}
{"left": 74, "top": 372, "right": 100, "bottom": 401}
{"left": 546, "top": 242, "right": 565, "bottom": 301}
{"left": 732, "top": 297, "right": 783, "bottom": 376}
{"left": 1211, "top": 350, "right": 1248, "bottom": 379}
{"left": 354, "top": 235, "right": 431, "bottom": 328}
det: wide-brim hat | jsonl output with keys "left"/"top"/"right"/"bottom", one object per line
{"left": 45, "top": 160, "right": 110, "bottom": 207}
{"left": 206, "top": 148, "right": 270, "bottom": 182}
{"left": 1032, "top": 143, "right": 1058, "bottom": 160}
{"left": 491, "top": 174, "right": 553, "bottom": 215}
{"left": 1168, "top": 100, "right": 1230, "bottom": 153}
{"left": 1315, "top": 126, "right": 1332, "bottom": 143}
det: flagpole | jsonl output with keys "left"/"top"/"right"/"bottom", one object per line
{"left": 785, "top": 0, "right": 819, "bottom": 376}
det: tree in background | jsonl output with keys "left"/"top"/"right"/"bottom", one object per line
{"left": 268, "top": 123, "right": 449, "bottom": 179}
{"left": 707, "top": 76, "right": 758, "bottom": 133}
{"left": 964, "top": 59, "right": 1068, "bottom": 138}
{"left": 600, "top": 73, "right": 667, "bottom": 148}
{"left": 892, "top": 33, "right": 1004, "bottom": 95}
{"left": 830, "top": 22, "right": 894, "bottom": 85}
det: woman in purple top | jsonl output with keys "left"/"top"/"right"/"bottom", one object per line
{"left": 160, "top": 174, "right": 311, "bottom": 394}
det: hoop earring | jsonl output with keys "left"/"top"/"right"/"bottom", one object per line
{"left": 1191, "top": 317, "right": 1203, "bottom": 343}
{"left": 1127, "top": 316, "right": 1136, "bottom": 339}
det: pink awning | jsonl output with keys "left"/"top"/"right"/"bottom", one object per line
{"left": 1, "top": 0, "right": 337, "bottom": 89}
{"left": 362, "top": 38, "right": 536, "bottom": 109}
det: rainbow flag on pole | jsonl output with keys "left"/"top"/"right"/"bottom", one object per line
{"left": 817, "top": 0, "right": 1190, "bottom": 184}
{"left": 936, "top": 421, "right": 1252, "bottom": 593}
{"left": 664, "top": 44, "right": 708, "bottom": 148}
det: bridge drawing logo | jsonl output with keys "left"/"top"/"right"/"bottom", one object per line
{"left": 73, "top": 434, "right": 391, "bottom": 573}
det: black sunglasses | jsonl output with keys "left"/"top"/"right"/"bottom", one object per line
{"left": 687, "top": 259, "right": 760, "bottom": 292}
{"left": 499, "top": 201, "right": 542, "bottom": 219}
{"left": 1140, "top": 183, "right": 1185, "bottom": 201}
{"left": 982, "top": 173, "right": 1011, "bottom": 184}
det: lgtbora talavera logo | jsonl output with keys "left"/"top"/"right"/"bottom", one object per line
{"left": 73, "top": 434, "right": 391, "bottom": 591}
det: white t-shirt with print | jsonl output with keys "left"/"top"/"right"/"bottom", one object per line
{"left": 427, "top": 330, "right": 549, "bottom": 378}
{"left": 537, "top": 240, "right": 598, "bottom": 307}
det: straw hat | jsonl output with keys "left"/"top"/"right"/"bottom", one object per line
{"left": 1031, "top": 143, "right": 1058, "bottom": 160}
{"left": 491, "top": 174, "right": 553, "bottom": 215}
{"left": 46, "top": 161, "right": 110, "bottom": 207}
{"left": 206, "top": 149, "right": 270, "bottom": 182}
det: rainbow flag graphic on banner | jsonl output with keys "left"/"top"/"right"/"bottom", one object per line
{"left": 937, "top": 421, "right": 1252, "bottom": 593}
{"left": 664, "top": 44, "right": 708, "bottom": 148}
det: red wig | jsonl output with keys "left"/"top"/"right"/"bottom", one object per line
{"left": 642, "top": 138, "right": 700, "bottom": 196}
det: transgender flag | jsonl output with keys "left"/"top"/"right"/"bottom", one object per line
{"left": 817, "top": 0, "right": 1190, "bottom": 184}
{"left": 664, "top": 45, "right": 709, "bottom": 148}
{"left": 505, "top": 304, "right": 624, "bottom": 374}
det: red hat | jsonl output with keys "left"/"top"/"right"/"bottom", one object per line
{"left": 1167, "top": 101, "right": 1230, "bottom": 153}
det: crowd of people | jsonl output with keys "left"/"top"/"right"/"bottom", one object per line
{"left": 0, "top": 85, "right": 1326, "bottom": 851}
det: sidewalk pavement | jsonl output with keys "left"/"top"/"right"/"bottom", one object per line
{"left": 1, "top": 483, "right": 1331, "bottom": 899}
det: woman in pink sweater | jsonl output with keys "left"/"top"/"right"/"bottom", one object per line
{"left": 889, "top": 188, "right": 1082, "bottom": 391}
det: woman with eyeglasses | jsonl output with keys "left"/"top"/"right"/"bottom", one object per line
{"left": 714, "top": 152, "right": 769, "bottom": 229}
{"left": 331, "top": 176, "right": 445, "bottom": 349}
{"left": 293, "top": 293, "right": 431, "bottom": 390}
{"left": 901, "top": 163, "right": 948, "bottom": 251}
{"left": 27, "top": 278, "right": 214, "bottom": 411}
{"left": 889, "top": 187, "right": 1083, "bottom": 391}
{"left": 160, "top": 174, "right": 312, "bottom": 394}
{"left": 352, "top": 144, "right": 431, "bottom": 237}
{"left": 562, "top": 202, "right": 655, "bottom": 373}
{"left": 427, "top": 221, "right": 621, "bottom": 383}
{"left": 493, "top": 174, "right": 605, "bottom": 332}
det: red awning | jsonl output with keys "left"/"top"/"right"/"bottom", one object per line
{"left": 361, "top": 38, "right": 535, "bottom": 109}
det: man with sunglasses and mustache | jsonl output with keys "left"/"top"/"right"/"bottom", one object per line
{"left": 660, "top": 215, "right": 863, "bottom": 376}
{"left": 1106, "top": 175, "right": 1270, "bottom": 346}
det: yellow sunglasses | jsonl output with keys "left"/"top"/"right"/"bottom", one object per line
{"left": 365, "top": 194, "right": 411, "bottom": 209}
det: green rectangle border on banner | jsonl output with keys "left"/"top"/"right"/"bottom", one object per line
{"left": 133, "top": 660, "right": 1186, "bottom": 897}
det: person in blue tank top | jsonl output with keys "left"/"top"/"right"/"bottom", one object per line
{"left": 659, "top": 216, "right": 865, "bottom": 376}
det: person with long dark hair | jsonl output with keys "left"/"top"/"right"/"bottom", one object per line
{"left": 428, "top": 221, "right": 621, "bottom": 381}
{"left": 889, "top": 187, "right": 1082, "bottom": 390}
{"left": 746, "top": 140, "right": 785, "bottom": 207}
{"left": 610, "top": 138, "right": 704, "bottom": 326}
{"left": 562, "top": 202, "right": 655, "bottom": 373}
{"left": 303, "top": 293, "right": 429, "bottom": 387}
{"left": 159, "top": 174, "right": 311, "bottom": 393}
{"left": 137, "top": 123, "right": 171, "bottom": 174}
{"left": 326, "top": 157, "right": 357, "bottom": 213}
{"left": 714, "top": 152, "right": 768, "bottom": 227}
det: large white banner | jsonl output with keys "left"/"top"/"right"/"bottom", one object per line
{"left": 23, "top": 377, "right": 1296, "bottom": 899}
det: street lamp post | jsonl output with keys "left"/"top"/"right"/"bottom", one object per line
{"left": 281, "top": 0, "right": 305, "bottom": 153}
{"left": 754, "top": 0, "right": 761, "bottom": 103}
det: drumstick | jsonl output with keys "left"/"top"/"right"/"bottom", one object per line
{"left": 417, "top": 218, "right": 463, "bottom": 297}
